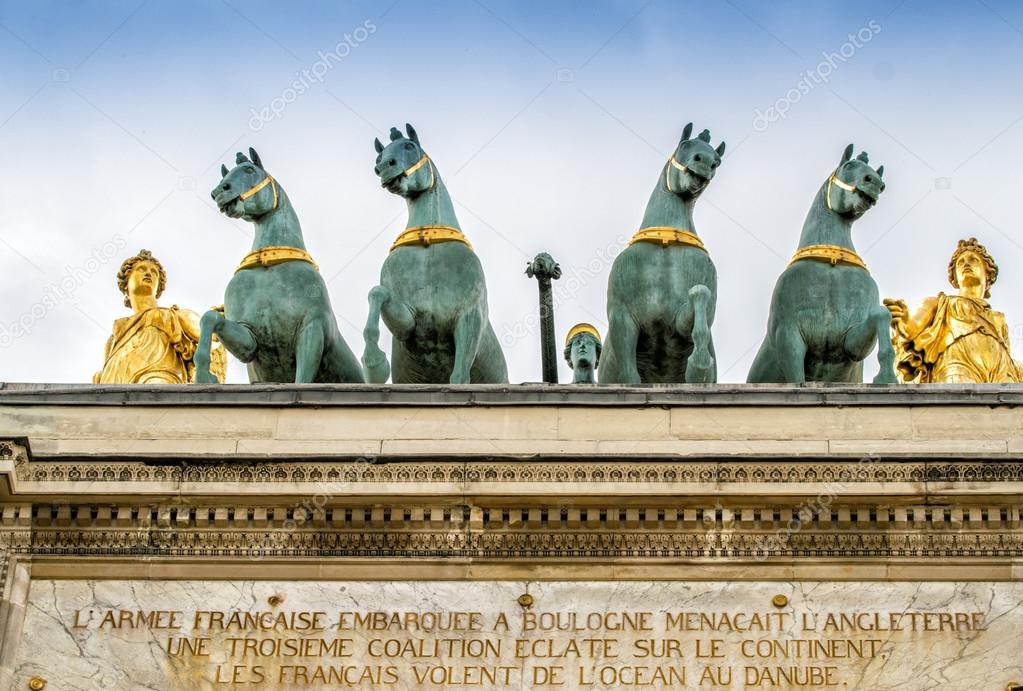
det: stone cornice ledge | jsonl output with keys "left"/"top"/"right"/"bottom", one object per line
{"left": 2, "top": 382, "right": 1023, "bottom": 407}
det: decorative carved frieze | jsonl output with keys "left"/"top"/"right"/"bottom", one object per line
{"left": 6, "top": 440, "right": 1023, "bottom": 486}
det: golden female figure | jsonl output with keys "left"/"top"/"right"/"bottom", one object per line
{"left": 94, "top": 250, "right": 225, "bottom": 384}
{"left": 885, "top": 238, "right": 1021, "bottom": 383}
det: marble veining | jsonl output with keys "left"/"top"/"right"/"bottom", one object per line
{"left": 10, "top": 580, "right": 1023, "bottom": 691}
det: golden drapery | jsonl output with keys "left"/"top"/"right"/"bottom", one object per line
{"left": 93, "top": 306, "right": 225, "bottom": 384}
{"left": 894, "top": 293, "right": 1021, "bottom": 383}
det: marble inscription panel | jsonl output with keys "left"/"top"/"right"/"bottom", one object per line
{"left": 10, "top": 580, "right": 1023, "bottom": 690}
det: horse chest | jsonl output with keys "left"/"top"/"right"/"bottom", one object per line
{"left": 780, "top": 264, "right": 876, "bottom": 350}
{"left": 612, "top": 246, "right": 715, "bottom": 317}
{"left": 225, "top": 266, "right": 321, "bottom": 334}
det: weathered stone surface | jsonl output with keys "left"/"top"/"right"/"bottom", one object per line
{"left": 0, "top": 385, "right": 1020, "bottom": 691}
{"left": 11, "top": 579, "right": 1023, "bottom": 690}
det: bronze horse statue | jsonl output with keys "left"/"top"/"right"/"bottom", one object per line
{"left": 362, "top": 125, "right": 508, "bottom": 384}
{"left": 600, "top": 123, "right": 725, "bottom": 384}
{"left": 747, "top": 144, "right": 897, "bottom": 384}
{"left": 194, "top": 148, "right": 363, "bottom": 384}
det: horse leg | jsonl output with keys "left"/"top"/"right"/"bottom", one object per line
{"left": 294, "top": 319, "right": 326, "bottom": 384}
{"left": 469, "top": 321, "right": 510, "bottom": 383}
{"left": 607, "top": 309, "right": 641, "bottom": 384}
{"left": 362, "top": 285, "right": 415, "bottom": 383}
{"left": 675, "top": 284, "right": 715, "bottom": 384}
{"left": 844, "top": 305, "right": 897, "bottom": 384}
{"left": 772, "top": 322, "right": 807, "bottom": 384}
{"left": 451, "top": 307, "right": 483, "bottom": 384}
{"left": 194, "top": 310, "right": 257, "bottom": 384}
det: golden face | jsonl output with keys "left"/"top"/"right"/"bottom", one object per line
{"left": 127, "top": 260, "right": 160, "bottom": 300}
{"left": 954, "top": 250, "right": 988, "bottom": 292}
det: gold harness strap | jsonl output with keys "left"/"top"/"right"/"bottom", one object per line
{"left": 628, "top": 227, "right": 706, "bottom": 251}
{"left": 402, "top": 154, "right": 435, "bottom": 191}
{"left": 238, "top": 174, "right": 278, "bottom": 211}
{"left": 789, "top": 245, "right": 869, "bottom": 272}
{"left": 235, "top": 246, "right": 319, "bottom": 273}
{"left": 664, "top": 155, "right": 691, "bottom": 194}
{"left": 390, "top": 225, "right": 473, "bottom": 252}
{"left": 825, "top": 170, "right": 859, "bottom": 211}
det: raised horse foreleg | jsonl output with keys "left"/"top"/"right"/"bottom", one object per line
{"left": 844, "top": 305, "right": 897, "bottom": 384}
{"left": 194, "top": 309, "right": 257, "bottom": 384}
{"left": 675, "top": 284, "right": 716, "bottom": 384}
{"left": 363, "top": 285, "right": 415, "bottom": 383}
{"left": 451, "top": 307, "right": 483, "bottom": 384}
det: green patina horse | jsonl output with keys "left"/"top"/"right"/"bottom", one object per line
{"left": 194, "top": 148, "right": 363, "bottom": 384}
{"left": 362, "top": 124, "right": 508, "bottom": 384}
{"left": 747, "top": 144, "right": 897, "bottom": 384}
{"left": 600, "top": 123, "right": 725, "bottom": 384}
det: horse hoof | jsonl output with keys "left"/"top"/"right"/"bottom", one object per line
{"left": 685, "top": 352, "right": 714, "bottom": 384}
{"left": 194, "top": 370, "right": 217, "bottom": 385}
{"left": 872, "top": 370, "right": 897, "bottom": 384}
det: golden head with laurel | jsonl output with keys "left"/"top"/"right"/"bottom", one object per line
{"left": 117, "top": 249, "right": 167, "bottom": 309}
{"left": 947, "top": 237, "right": 997, "bottom": 300}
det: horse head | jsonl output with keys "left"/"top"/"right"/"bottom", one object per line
{"left": 374, "top": 124, "right": 434, "bottom": 198}
{"left": 664, "top": 123, "right": 725, "bottom": 200}
{"left": 211, "top": 147, "right": 278, "bottom": 221}
{"left": 824, "top": 143, "right": 886, "bottom": 219}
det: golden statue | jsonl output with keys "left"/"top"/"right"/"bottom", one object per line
{"left": 884, "top": 237, "right": 1021, "bottom": 383}
{"left": 93, "top": 249, "right": 226, "bottom": 384}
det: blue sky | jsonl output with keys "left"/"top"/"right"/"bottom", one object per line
{"left": 2, "top": 0, "right": 1023, "bottom": 383}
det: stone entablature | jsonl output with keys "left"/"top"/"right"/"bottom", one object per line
{"left": 1, "top": 384, "right": 1022, "bottom": 689}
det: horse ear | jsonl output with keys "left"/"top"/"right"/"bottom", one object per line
{"left": 716, "top": 141, "right": 726, "bottom": 157}
{"left": 236, "top": 152, "right": 250, "bottom": 165}
{"left": 405, "top": 123, "right": 420, "bottom": 144}
{"left": 374, "top": 137, "right": 384, "bottom": 153}
{"left": 876, "top": 165, "right": 884, "bottom": 177}
{"left": 680, "top": 123, "right": 693, "bottom": 141}
{"left": 840, "top": 143, "right": 854, "bottom": 164}
{"left": 697, "top": 129, "right": 711, "bottom": 143}
{"left": 221, "top": 164, "right": 229, "bottom": 178}
{"left": 389, "top": 127, "right": 403, "bottom": 141}
{"left": 249, "top": 147, "right": 263, "bottom": 169}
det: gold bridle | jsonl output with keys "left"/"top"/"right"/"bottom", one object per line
{"left": 825, "top": 170, "right": 859, "bottom": 212}
{"left": 238, "top": 174, "right": 278, "bottom": 211}
{"left": 664, "top": 155, "right": 691, "bottom": 194}
{"left": 401, "top": 154, "right": 435, "bottom": 191}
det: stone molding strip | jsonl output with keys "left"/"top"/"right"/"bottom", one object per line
{"left": 4, "top": 382, "right": 1023, "bottom": 407}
